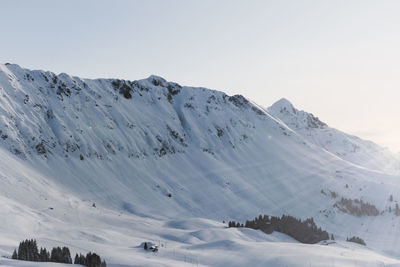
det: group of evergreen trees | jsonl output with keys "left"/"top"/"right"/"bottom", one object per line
{"left": 228, "top": 221, "right": 244, "bottom": 228}
{"left": 388, "top": 203, "right": 400, "bottom": 216}
{"left": 11, "top": 239, "right": 106, "bottom": 267}
{"left": 12, "top": 239, "right": 40, "bottom": 262}
{"left": 334, "top": 197, "right": 379, "bottom": 216}
{"left": 50, "top": 247, "right": 72, "bottom": 263}
{"left": 346, "top": 236, "right": 366, "bottom": 246}
{"left": 12, "top": 240, "right": 71, "bottom": 263}
{"left": 74, "top": 252, "right": 106, "bottom": 267}
{"left": 387, "top": 194, "right": 400, "bottom": 215}
{"left": 228, "top": 214, "right": 330, "bottom": 244}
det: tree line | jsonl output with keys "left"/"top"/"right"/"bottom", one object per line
{"left": 228, "top": 214, "right": 330, "bottom": 244}
{"left": 334, "top": 197, "right": 379, "bottom": 216}
{"left": 11, "top": 239, "right": 106, "bottom": 267}
{"left": 346, "top": 236, "right": 366, "bottom": 246}
{"left": 74, "top": 252, "right": 106, "bottom": 267}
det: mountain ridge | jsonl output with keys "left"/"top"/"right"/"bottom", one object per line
{"left": 2, "top": 64, "right": 400, "bottom": 265}
{"left": 2, "top": 63, "right": 397, "bottom": 174}
{"left": 0, "top": 63, "right": 277, "bottom": 161}
{"left": 267, "top": 97, "right": 400, "bottom": 175}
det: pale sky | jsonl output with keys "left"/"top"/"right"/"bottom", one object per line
{"left": 1, "top": 0, "right": 400, "bottom": 152}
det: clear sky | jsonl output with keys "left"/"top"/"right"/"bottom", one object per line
{"left": 2, "top": 0, "right": 400, "bottom": 152}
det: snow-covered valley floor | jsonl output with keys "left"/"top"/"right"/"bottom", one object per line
{"left": 1, "top": 152, "right": 400, "bottom": 267}
{"left": 2, "top": 211, "right": 400, "bottom": 267}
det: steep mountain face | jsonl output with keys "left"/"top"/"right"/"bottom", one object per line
{"left": 1, "top": 64, "right": 400, "bottom": 265}
{"left": 0, "top": 63, "right": 275, "bottom": 161}
{"left": 268, "top": 98, "right": 400, "bottom": 175}
{"left": 2, "top": 63, "right": 330, "bottom": 218}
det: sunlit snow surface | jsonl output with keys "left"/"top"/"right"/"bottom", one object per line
{"left": 1, "top": 64, "right": 400, "bottom": 266}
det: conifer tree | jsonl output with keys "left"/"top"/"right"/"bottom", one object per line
{"left": 12, "top": 249, "right": 17, "bottom": 259}
{"left": 39, "top": 247, "right": 50, "bottom": 262}
{"left": 62, "top": 247, "right": 72, "bottom": 263}
{"left": 395, "top": 203, "right": 400, "bottom": 216}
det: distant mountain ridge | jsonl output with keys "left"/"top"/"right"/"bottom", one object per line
{"left": 267, "top": 97, "right": 400, "bottom": 174}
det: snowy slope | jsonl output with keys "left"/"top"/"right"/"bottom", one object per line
{"left": 268, "top": 98, "right": 400, "bottom": 174}
{"left": 1, "top": 63, "right": 400, "bottom": 266}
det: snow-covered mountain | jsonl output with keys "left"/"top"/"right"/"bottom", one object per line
{"left": 268, "top": 98, "right": 400, "bottom": 175}
{"left": 1, "top": 63, "right": 400, "bottom": 266}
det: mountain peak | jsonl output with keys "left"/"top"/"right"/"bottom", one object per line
{"left": 270, "top": 98, "right": 296, "bottom": 114}
{"left": 146, "top": 75, "right": 166, "bottom": 83}
{"left": 0, "top": 63, "right": 22, "bottom": 73}
{"left": 274, "top": 97, "right": 293, "bottom": 106}
{"left": 268, "top": 98, "right": 327, "bottom": 130}
{"left": 3, "top": 62, "right": 21, "bottom": 68}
